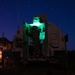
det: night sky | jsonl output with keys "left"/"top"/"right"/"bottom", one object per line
{"left": 0, "top": 0, "right": 75, "bottom": 50}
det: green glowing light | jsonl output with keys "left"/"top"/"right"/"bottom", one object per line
{"left": 25, "top": 22, "right": 30, "bottom": 28}
{"left": 30, "top": 17, "right": 45, "bottom": 28}
{"left": 39, "top": 32, "right": 45, "bottom": 40}
{"left": 23, "top": 16, "right": 45, "bottom": 43}
{"left": 33, "top": 17, "right": 40, "bottom": 23}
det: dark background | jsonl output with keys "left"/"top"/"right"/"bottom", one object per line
{"left": 0, "top": 0, "right": 75, "bottom": 50}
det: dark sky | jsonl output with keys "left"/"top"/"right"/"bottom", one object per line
{"left": 0, "top": 0, "right": 75, "bottom": 50}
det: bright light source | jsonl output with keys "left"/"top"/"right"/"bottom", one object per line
{"left": 0, "top": 55, "right": 2, "bottom": 59}
{"left": 0, "top": 50, "right": 2, "bottom": 62}
{"left": 0, "top": 51, "right": 2, "bottom": 55}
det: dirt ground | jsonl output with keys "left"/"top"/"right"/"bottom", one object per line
{"left": 0, "top": 62, "right": 75, "bottom": 75}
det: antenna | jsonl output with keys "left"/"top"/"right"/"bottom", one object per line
{"left": 2, "top": 32, "right": 4, "bottom": 38}
{"left": 18, "top": 0, "right": 20, "bottom": 30}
